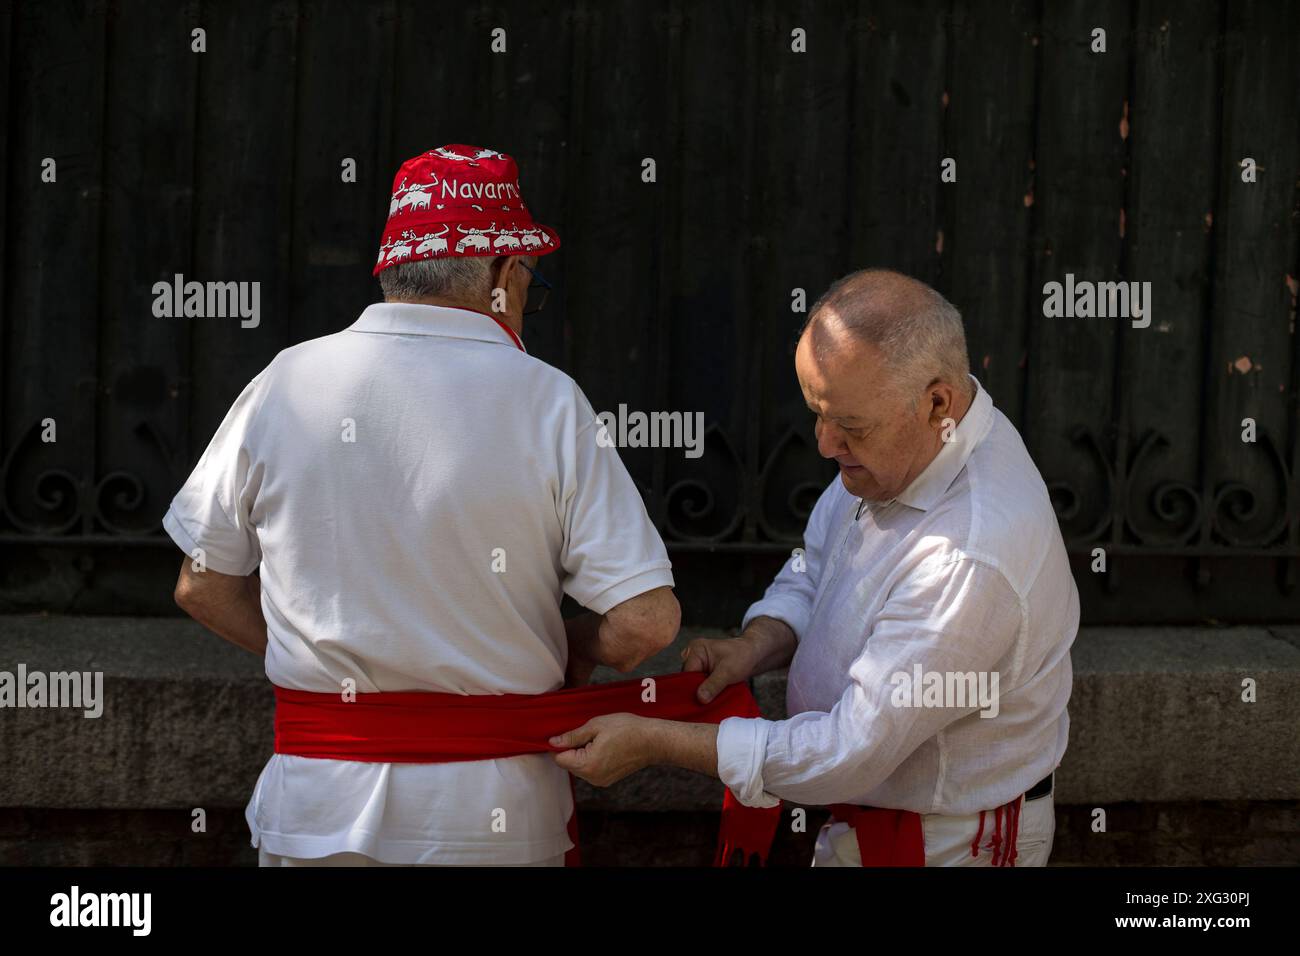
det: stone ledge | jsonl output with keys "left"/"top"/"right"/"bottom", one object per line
{"left": 1, "top": 615, "right": 1297, "bottom": 810}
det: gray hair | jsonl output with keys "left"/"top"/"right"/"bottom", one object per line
{"left": 804, "top": 269, "right": 972, "bottom": 405}
{"left": 378, "top": 255, "right": 495, "bottom": 301}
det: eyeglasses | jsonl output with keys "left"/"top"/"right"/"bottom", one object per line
{"left": 521, "top": 263, "right": 553, "bottom": 316}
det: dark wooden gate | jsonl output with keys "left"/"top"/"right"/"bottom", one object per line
{"left": 1, "top": 0, "right": 1297, "bottom": 623}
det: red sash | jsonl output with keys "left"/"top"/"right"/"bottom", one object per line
{"left": 827, "top": 796, "right": 1024, "bottom": 866}
{"left": 826, "top": 805, "right": 926, "bottom": 866}
{"left": 272, "top": 670, "right": 783, "bottom": 866}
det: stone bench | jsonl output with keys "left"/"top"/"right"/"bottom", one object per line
{"left": 2, "top": 615, "right": 1298, "bottom": 813}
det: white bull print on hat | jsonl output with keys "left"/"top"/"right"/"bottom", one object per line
{"left": 374, "top": 144, "right": 561, "bottom": 275}
{"left": 414, "top": 226, "right": 450, "bottom": 257}
{"left": 455, "top": 224, "right": 495, "bottom": 254}
{"left": 432, "top": 146, "right": 477, "bottom": 164}
{"left": 389, "top": 176, "right": 440, "bottom": 217}
{"left": 400, "top": 188, "right": 433, "bottom": 214}
{"left": 493, "top": 230, "right": 523, "bottom": 252}
{"left": 385, "top": 230, "right": 418, "bottom": 263}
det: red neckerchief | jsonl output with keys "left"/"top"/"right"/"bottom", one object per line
{"left": 452, "top": 305, "right": 525, "bottom": 352}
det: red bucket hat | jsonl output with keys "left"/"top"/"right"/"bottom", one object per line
{"left": 374, "top": 145, "right": 561, "bottom": 276}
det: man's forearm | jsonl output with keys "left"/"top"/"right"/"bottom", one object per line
{"left": 566, "top": 587, "right": 680, "bottom": 673}
{"left": 176, "top": 564, "right": 268, "bottom": 656}
{"left": 647, "top": 718, "right": 720, "bottom": 778}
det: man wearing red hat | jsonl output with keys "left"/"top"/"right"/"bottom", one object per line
{"left": 165, "top": 145, "right": 683, "bottom": 866}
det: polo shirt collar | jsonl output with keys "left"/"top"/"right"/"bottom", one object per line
{"left": 892, "top": 375, "right": 994, "bottom": 513}
{"left": 347, "top": 302, "right": 527, "bottom": 353}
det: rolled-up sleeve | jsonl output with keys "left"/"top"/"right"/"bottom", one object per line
{"left": 716, "top": 715, "right": 780, "bottom": 807}
{"left": 162, "top": 373, "right": 270, "bottom": 576}
{"left": 717, "top": 552, "right": 1024, "bottom": 808}
{"left": 740, "top": 477, "right": 846, "bottom": 639}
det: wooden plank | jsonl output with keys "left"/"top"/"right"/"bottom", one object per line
{"left": 189, "top": 0, "right": 298, "bottom": 452}
{"left": 1121, "top": 0, "right": 1220, "bottom": 546}
{"left": 473, "top": 0, "right": 577, "bottom": 370}
{"left": 3, "top": 0, "right": 107, "bottom": 533}
{"left": 0, "top": 0, "right": 13, "bottom": 454}
{"left": 1023, "top": 0, "right": 1130, "bottom": 543}
{"left": 288, "top": 0, "right": 395, "bottom": 345}
{"left": 97, "top": 0, "right": 197, "bottom": 532}
{"left": 944, "top": 0, "right": 1038, "bottom": 428}
{"left": 591, "top": 0, "right": 748, "bottom": 537}
{"left": 543, "top": 0, "right": 672, "bottom": 493}
{"left": 848, "top": 0, "right": 948, "bottom": 284}
{"left": 1201, "top": 0, "right": 1299, "bottom": 547}
{"left": 741, "top": 0, "right": 860, "bottom": 539}
{"left": 389, "top": 2, "right": 493, "bottom": 202}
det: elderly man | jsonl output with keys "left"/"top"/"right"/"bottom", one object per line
{"left": 552, "top": 269, "right": 1078, "bottom": 867}
{"left": 165, "top": 145, "right": 680, "bottom": 866}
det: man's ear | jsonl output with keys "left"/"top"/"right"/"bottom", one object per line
{"left": 495, "top": 255, "right": 523, "bottom": 290}
{"left": 928, "top": 382, "right": 952, "bottom": 425}
{"left": 490, "top": 255, "right": 508, "bottom": 290}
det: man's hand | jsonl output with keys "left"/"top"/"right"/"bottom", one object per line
{"left": 680, "top": 635, "right": 760, "bottom": 703}
{"left": 549, "top": 714, "right": 662, "bottom": 786}
{"left": 680, "top": 615, "right": 797, "bottom": 703}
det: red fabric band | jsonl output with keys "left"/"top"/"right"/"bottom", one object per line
{"left": 272, "top": 670, "right": 782, "bottom": 867}
{"left": 828, "top": 794, "right": 1028, "bottom": 867}
{"left": 827, "top": 804, "right": 927, "bottom": 867}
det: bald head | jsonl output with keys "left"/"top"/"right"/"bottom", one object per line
{"left": 802, "top": 269, "right": 972, "bottom": 405}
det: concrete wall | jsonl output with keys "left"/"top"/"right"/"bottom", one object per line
{"left": 2, "top": 615, "right": 1298, "bottom": 864}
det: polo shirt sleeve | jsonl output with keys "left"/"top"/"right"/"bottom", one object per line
{"left": 739, "top": 476, "right": 846, "bottom": 640}
{"left": 717, "top": 552, "right": 1024, "bottom": 808}
{"left": 556, "top": 385, "right": 674, "bottom": 615}
{"left": 161, "top": 372, "right": 270, "bottom": 576}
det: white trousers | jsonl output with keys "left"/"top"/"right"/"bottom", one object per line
{"left": 811, "top": 793, "right": 1055, "bottom": 867}
{"left": 257, "top": 848, "right": 567, "bottom": 867}
{"left": 258, "top": 795, "right": 1054, "bottom": 867}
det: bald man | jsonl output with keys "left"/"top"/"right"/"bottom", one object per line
{"left": 550, "top": 269, "right": 1078, "bottom": 867}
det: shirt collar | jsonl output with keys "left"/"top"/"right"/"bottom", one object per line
{"left": 891, "top": 375, "right": 994, "bottom": 513}
{"left": 347, "top": 302, "right": 527, "bottom": 353}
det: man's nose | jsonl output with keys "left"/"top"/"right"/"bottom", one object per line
{"left": 815, "top": 421, "right": 847, "bottom": 459}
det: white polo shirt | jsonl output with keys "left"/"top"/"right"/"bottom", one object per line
{"left": 163, "top": 302, "right": 674, "bottom": 864}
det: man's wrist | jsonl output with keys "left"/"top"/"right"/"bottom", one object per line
{"left": 742, "top": 616, "right": 797, "bottom": 673}
{"left": 640, "top": 717, "right": 673, "bottom": 768}
{"left": 642, "top": 717, "right": 720, "bottom": 777}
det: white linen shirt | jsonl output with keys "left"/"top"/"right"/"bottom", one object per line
{"left": 163, "top": 302, "right": 674, "bottom": 864}
{"left": 716, "top": 377, "right": 1077, "bottom": 815}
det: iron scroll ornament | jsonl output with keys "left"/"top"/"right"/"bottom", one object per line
{"left": 0, "top": 418, "right": 182, "bottom": 537}
{"left": 1044, "top": 424, "right": 1294, "bottom": 551}
{"left": 1, "top": 414, "right": 1294, "bottom": 558}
